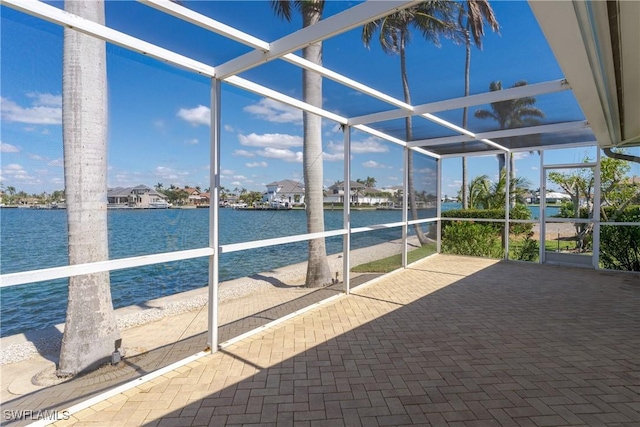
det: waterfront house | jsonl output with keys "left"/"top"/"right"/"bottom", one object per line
{"left": 325, "top": 181, "right": 391, "bottom": 205}
{"left": 358, "top": 188, "right": 391, "bottom": 206}
{"left": 107, "top": 185, "right": 168, "bottom": 208}
{"left": 544, "top": 191, "right": 571, "bottom": 204}
{"left": 263, "top": 180, "right": 305, "bottom": 207}
{"left": 325, "top": 181, "right": 364, "bottom": 204}
{"left": 184, "top": 187, "right": 209, "bottom": 206}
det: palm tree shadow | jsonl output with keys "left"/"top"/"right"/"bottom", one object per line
{"left": 249, "top": 274, "right": 304, "bottom": 289}
{"left": 22, "top": 327, "right": 63, "bottom": 364}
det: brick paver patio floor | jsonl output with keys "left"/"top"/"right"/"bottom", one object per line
{"left": 18, "top": 255, "right": 640, "bottom": 425}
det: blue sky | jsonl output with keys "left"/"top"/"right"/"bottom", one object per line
{"left": 1, "top": 1, "right": 627, "bottom": 197}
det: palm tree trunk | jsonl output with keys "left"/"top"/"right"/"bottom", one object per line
{"left": 400, "top": 30, "right": 428, "bottom": 245}
{"left": 58, "top": 0, "right": 119, "bottom": 375}
{"left": 302, "top": 1, "right": 332, "bottom": 288}
{"left": 462, "top": 28, "right": 471, "bottom": 210}
{"left": 497, "top": 153, "right": 506, "bottom": 174}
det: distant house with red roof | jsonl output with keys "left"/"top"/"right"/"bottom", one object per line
{"left": 184, "top": 187, "right": 209, "bottom": 206}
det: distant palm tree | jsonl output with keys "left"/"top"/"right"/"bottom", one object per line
{"left": 362, "top": 1, "right": 460, "bottom": 245}
{"left": 467, "top": 174, "right": 490, "bottom": 209}
{"left": 58, "top": 0, "right": 119, "bottom": 375}
{"left": 474, "top": 80, "right": 544, "bottom": 179}
{"left": 467, "top": 171, "right": 531, "bottom": 210}
{"left": 459, "top": 0, "right": 499, "bottom": 209}
{"left": 271, "top": 0, "right": 332, "bottom": 288}
{"left": 5, "top": 185, "right": 16, "bottom": 204}
{"left": 364, "top": 176, "right": 377, "bottom": 188}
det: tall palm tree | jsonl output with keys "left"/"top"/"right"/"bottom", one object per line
{"left": 58, "top": 0, "right": 119, "bottom": 375}
{"left": 271, "top": 0, "right": 332, "bottom": 288}
{"left": 459, "top": 1, "right": 499, "bottom": 209}
{"left": 474, "top": 80, "right": 544, "bottom": 182}
{"left": 362, "top": 1, "right": 460, "bottom": 245}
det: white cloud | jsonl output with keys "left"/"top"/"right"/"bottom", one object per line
{"left": 176, "top": 105, "right": 210, "bottom": 126}
{"left": 221, "top": 169, "right": 234, "bottom": 175}
{"left": 351, "top": 139, "right": 389, "bottom": 153}
{"left": 233, "top": 149, "right": 255, "bottom": 158}
{"left": 184, "top": 138, "right": 199, "bottom": 145}
{"left": 27, "top": 92, "right": 61, "bottom": 107}
{"left": 48, "top": 158, "right": 63, "bottom": 167}
{"left": 233, "top": 175, "right": 247, "bottom": 180}
{"left": 513, "top": 152, "right": 530, "bottom": 160}
{"left": 1, "top": 142, "right": 20, "bottom": 153}
{"left": 1, "top": 163, "right": 39, "bottom": 185}
{"left": 28, "top": 153, "right": 45, "bottom": 161}
{"left": 327, "top": 137, "right": 388, "bottom": 154}
{"left": 238, "top": 132, "right": 302, "bottom": 148}
{"left": 323, "top": 152, "right": 344, "bottom": 162}
{"left": 154, "top": 166, "right": 190, "bottom": 181}
{"left": 224, "top": 124, "right": 234, "bottom": 132}
{"left": 246, "top": 161, "right": 268, "bottom": 168}
{"left": 362, "top": 160, "right": 391, "bottom": 169}
{"left": 5, "top": 164, "right": 23, "bottom": 172}
{"left": 1, "top": 96, "right": 62, "bottom": 125}
{"left": 243, "top": 98, "right": 303, "bottom": 124}
{"left": 257, "top": 147, "right": 303, "bottom": 163}
{"left": 531, "top": 166, "right": 539, "bottom": 171}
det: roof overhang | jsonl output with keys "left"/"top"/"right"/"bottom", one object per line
{"left": 530, "top": 0, "right": 640, "bottom": 148}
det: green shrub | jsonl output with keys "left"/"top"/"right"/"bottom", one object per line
{"left": 441, "top": 205, "right": 534, "bottom": 258}
{"left": 600, "top": 206, "right": 640, "bottom": 271}
{"left": 441, "top": 221, "right": 503, "bottom": 258}
{"left": 441, "top": 205, "right": 533, "bottom": 235}
{"left": 511, "top": 232, "right": 539, "bottom": 262}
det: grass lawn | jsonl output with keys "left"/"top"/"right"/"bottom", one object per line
{"left": 351, "top": 242, "right": 437, "bottom": 273}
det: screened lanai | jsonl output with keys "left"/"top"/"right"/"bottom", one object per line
{"left": 1, "top": 1, "right": 639, "bottom": 424}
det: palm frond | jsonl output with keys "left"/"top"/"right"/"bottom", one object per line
{"left": 466, "top": 0, "right": 500, "bottom": 48}
{"left": 362, "top": 20, "right": 379, "bottom": 48}
{"left": 270, "top": 0, "right": 293, "bottom": 21}
{"left": 489, "top": 81, "right": 502, "bottom": 92}
{"left": 474, "top": 109, "right": 497, "bottom": 121}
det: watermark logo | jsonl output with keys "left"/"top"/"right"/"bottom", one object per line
{"left": 3, "top": 409, "right": 71, "bottom": 421}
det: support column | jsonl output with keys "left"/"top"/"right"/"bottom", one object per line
{"left": 593, "top": 149, "right": 601, "bottom": 269}
{"left": 539, "top": 151, "right": 545, "bottom": 263}
{"left": 402, "top": 147, "right": 409, "bottom": 267}
{"left": 504, "top": 155, "right": 510, "bottom": 260}
{"left": 343, "top": 125, "right": 351, "bottom": 294}
{"left": 436, "top": 156, "right": 442, "bottom": 254}
{"left": 207, "top": 79, "right": 221, "bottom": 351}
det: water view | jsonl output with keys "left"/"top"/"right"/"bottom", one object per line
{"left": 0, "top": 204, "right": 558, "bottom": 337}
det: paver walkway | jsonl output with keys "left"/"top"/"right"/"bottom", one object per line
{"left": 9, "top": 255, "right": 640, "bottom": 426}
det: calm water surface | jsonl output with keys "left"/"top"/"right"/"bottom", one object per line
{"left": 0, "top": 208, "right": 410, "bottom": 336}
{"left": 0, "top": 204, "right": 556, "bottom": 336}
